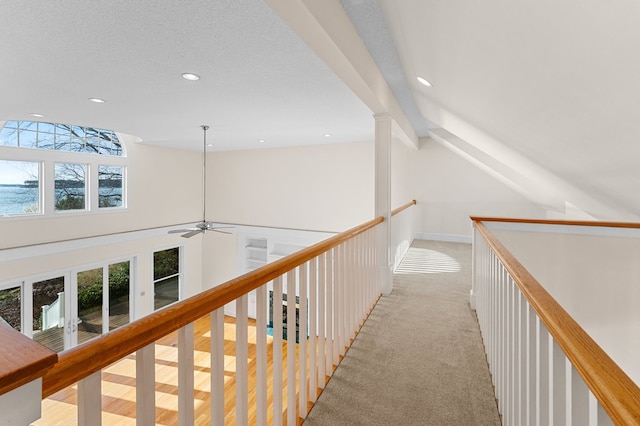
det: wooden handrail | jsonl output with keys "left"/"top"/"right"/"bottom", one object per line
{"left": 42, "top": 216, "right": 384, "bottom": 398}
{"left": 391, "top": 199, "right": 416, "bottom": 217}
{"left": 473, "top": 220, "right": 640, "bottom": 425}
{"left": 470, "top": 216, "right": 640, "bottom": 229}
{"left": 0, "top": 324, "right": 57, "bottom": 395}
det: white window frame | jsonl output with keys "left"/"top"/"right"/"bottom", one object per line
{"left": 0, "top": 120, "right": 127, "bottom": 219}
{"left": 152, "top": 246, "right": 182, "bottom": 311}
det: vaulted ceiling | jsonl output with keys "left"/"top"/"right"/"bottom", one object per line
{"left": 2, "top": 0, "right": 639, "bottom": 220}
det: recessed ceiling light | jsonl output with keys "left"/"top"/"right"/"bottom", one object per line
{"left": 182, "top": 73, "right": 200, "bottom": 81}
{"left": 89, "top": 98, "right": 105, "bottom": 103}
{"left": 417, "top": 76, "right": 432, "bottom": 87}
{"left": 258, "top": 139, "right": 265, "bottom": 143}
{"left": 324, "top": 134, "right": 331, "bottom": 138}
{"left": 207, "top": 144, "right": 213, "bottom": 147}
{"left": 30, "top": 113, "right": 44, "bottom": 118}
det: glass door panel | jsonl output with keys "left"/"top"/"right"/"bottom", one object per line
{"left": 108, "top": 261, "right": 130, "bottom": 330}
{"left": 76, "top": 267, "right": 103, "bottom": 345}
{"left": 32, "top": 276, "right": 66, "bottom": 352}
{"left": 0, "top": 284, "right": 21, "bottom": 332}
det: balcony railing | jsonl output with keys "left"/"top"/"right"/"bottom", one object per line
{"left": 471, "top": 217, "right": 640, "bottom": 425}
{"left": 0, "top": 200, "right": 417, "bottom": 425}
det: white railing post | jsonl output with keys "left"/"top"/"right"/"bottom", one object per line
{"left": 299, "top": 262, "right": 308, "bottom": 419}
{"left": 136, "top": 344, "right": 155, "bottom": 425}
{"left": 236, "top": 295, "right": 249, "bottom": 426}
{"left": 318, "top": 253, "right": 326, "bottom": 390}
{"left": 286, "top": 269, "right": 297, "bottom": 425}
{"left": 272, "top": 276, "right": 284, "bottom": 426}
{"left": 210, "top": 308, "right": 225, "bottom": 425}
{"left": 178, "top": 323, "right": 195, "bottom": 426}
{"left": 78, "top": 371, "right": 101, "bottom": 426}
{"left": 256, "top": 285, "right": 268, "bottom": 426}
{"left": 309, "top": 258, "right": 318, "bottom": 403}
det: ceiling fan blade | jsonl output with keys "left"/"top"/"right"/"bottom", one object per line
{"left": 210, "top": 229, "right": 232, "bottom": 235}
{"left": 181, "top": 230, "right": 203, "bottom": 238}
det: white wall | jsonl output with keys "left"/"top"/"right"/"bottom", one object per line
{"left": 207, "top": 141, "right": 375, "bottom": 233}
{"left": 402, "top": 138, "right": 547, "bottom": 240}
{"left": 0, "top": 135, "right": 203, "bottom": 249}
{"left": 205, "top": 138, "right": 545, "bottom": 245}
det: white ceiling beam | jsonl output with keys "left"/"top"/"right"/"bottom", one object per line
{"left": 266, "top": 0, "right": 419, "bottom": 149}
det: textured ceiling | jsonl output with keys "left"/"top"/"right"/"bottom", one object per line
{"left": 0, "top": 0, "right": 374, "bottom": 151}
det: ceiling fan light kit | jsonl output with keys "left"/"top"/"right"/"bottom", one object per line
{"left": 169, "top": 125, "right": 233, "bottom": 238}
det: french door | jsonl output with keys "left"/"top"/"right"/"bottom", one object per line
{"left": 24, "top": 259, "right": 132, "bottom": 352}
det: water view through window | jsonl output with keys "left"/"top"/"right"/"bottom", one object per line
{"left": 0, "top": 160, "right": 40, "bottom": 215}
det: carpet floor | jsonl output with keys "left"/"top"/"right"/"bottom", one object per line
{"left": 303, "top": 240, "right": 501, "bottom": 425}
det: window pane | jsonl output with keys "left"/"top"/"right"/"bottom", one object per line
{"left": 33, "top": 277, "right": 65, "bottom": 353}
{"left": 109, "top": 261, "right": 130, "bottom": 330}
{"left": 19, "top": 130, "right": 38, "bottom": 148}
{"left": 55, "top": 163, "right": 86, "bottom": 211}
{"left": 19, "top": 121, "right": 38, "bottom": 131}
{"left": 37, "top": 131, "right": 55, "bottom": 150}
{"left": 77, "top": 267, "right": 103, "bottom": 345}
{"left": 154, "top": 276, "right": 179, "bottom": 310}
{"left": 0, "top": 126, "right": 18, "bottom": 146}
{"left": 99, "top": 165, "right": 123, "bottom": 208}
{"left": 0, "top": 285, "right": 21, "bottom": 332}
{"left": 0, "top": 160, "right": 40, "bottom": 215}
{"left": 153, "top": 248, "right": 179, "bottom": 280}
{"left": 154, "top": 247, "right": 179, "bottom": 310}
{"left": 1, "top": 121, "right": 123, "bottom": 156}
{"left": 3, "top": 120, "right": 19, "bottom": 129}
{"left": 37, "top": 122, "right": 55, "bottom": 134}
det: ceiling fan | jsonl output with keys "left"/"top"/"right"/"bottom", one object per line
{"left": 169, "top": 125, "right": 233, "bottom": 238}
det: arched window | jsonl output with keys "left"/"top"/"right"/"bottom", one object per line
{"left": 0, "top": 121, "right": 127, "bottom": 217}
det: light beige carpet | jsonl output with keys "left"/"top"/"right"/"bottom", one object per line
{"left": 303, "top": 240, "right": 501, "bottom": 425}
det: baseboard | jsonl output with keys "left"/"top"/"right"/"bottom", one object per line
{"left": 415, "top": 232, "right": 472, "bottom": 244}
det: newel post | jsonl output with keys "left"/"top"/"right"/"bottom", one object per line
{"left": 0, "top": 325, "right": 57, "bottom": 424}
{"left": 375, "top": 113, "right": 393, "bottom": 294}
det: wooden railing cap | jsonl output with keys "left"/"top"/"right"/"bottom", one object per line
{"left": 0, "top": 324, "right": 58, "bottom": 395}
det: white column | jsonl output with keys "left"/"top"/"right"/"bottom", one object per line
{"left": 375, "top": 112, "right": 393, "bottom": 295}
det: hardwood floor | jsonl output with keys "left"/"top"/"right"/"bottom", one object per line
{"left": 32, "top": 314, "right": 321, "bottom": 425}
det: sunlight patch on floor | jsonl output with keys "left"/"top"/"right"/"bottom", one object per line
{"left": 395, "top": 247, "right": 461, "bottom": 274}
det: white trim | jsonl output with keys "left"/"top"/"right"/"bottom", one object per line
{"left": 415, "top": 232, "right": 472, "bottom": 244}
{"left": 0, "top": 224, "right": 190, "bottom": 262}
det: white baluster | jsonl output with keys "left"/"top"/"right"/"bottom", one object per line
{"left": 136, "top": 344, "right": 155, "bottom": 425}
{"left": 273, "top": 276, "right": 283, "bottom": 425}
{"left": 309, "top": 258, "right": 318, "bottom": 403}
{"left": 299, "top": 262, "right": 308, "bottom": 418}
{"left": 256, "top": 285, "right": 268, "bottom": 426}
{"left": 178, "top": 323, "right": 195, "bottom": 426}
{"left": 527, "top": 302, "right": 537, "bottom": 426}
{"left": 570, "top": 364, "right": 589, "bottom": 425}
{"left": 318, "top": 253, "right": 326, "bottom": 390}
{"left": 78, "top": 370, "right": 101, "bottom": 426}
{"left": 326, "top": 250, "right": 334, "bottom": 372}
{"left": 286, "top": 269, "right": 297, "bottom": 425}
{"left": 550, "top": 339, "right": 566, "bottom": 425}
{"left": 210, "top": 308, "right": 224, "bottom": 425}
{"left": 236, "top": 295, "right": 249, "bottom": 426}
{"left": 537, "top": 321, "right": 550, "bottom": 426}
